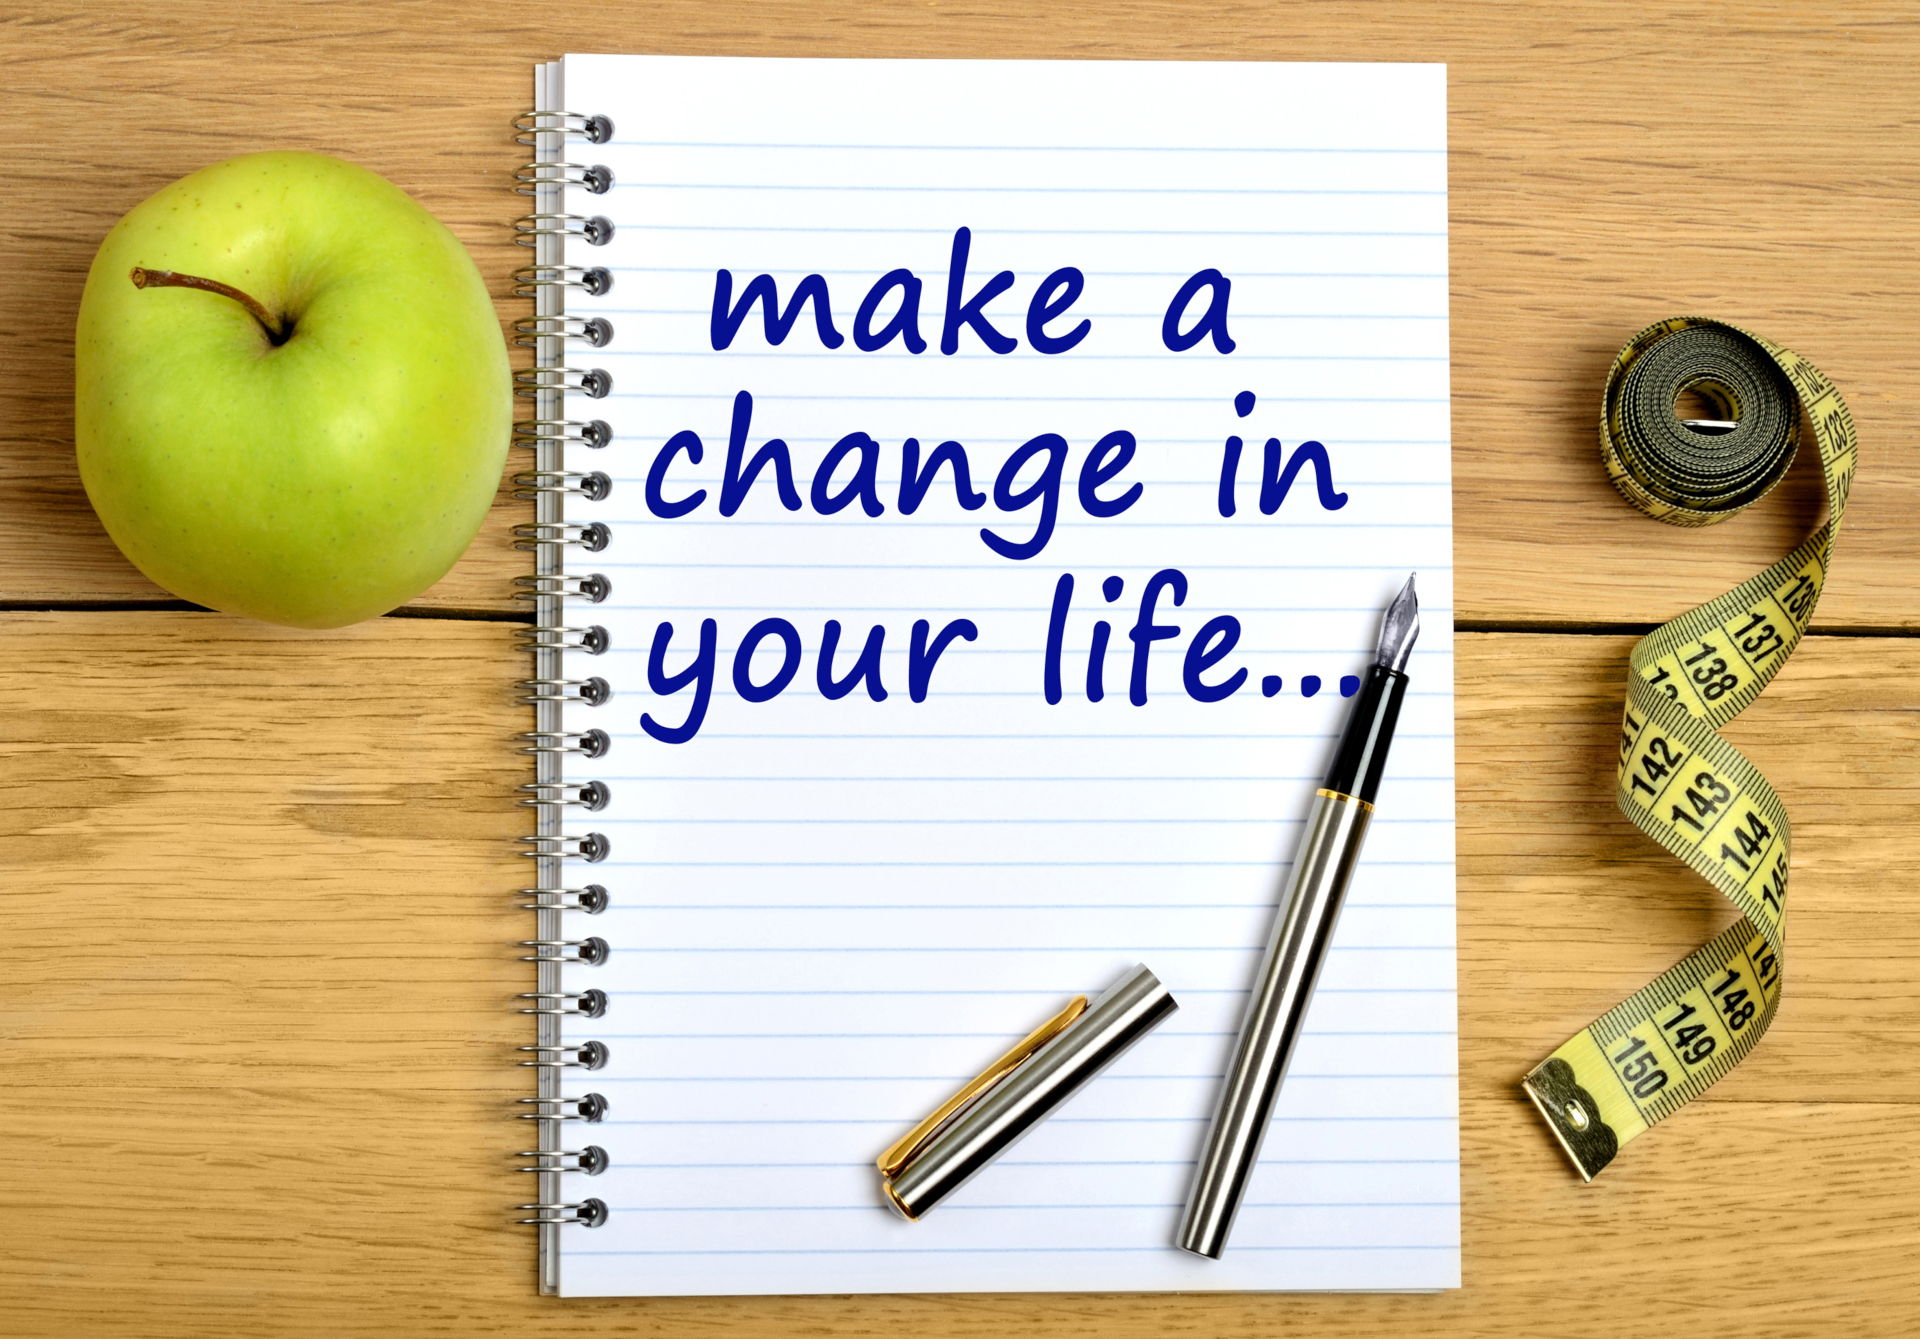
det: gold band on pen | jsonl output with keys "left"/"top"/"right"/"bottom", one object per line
{"left": 1315, "top": 787, "right": 1374, "bottom": 813}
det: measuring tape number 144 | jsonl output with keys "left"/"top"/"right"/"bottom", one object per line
{"left": 1522, "top": 316, "right": 1858, "bottom": 1179}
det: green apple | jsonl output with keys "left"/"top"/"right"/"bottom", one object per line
{"left": 76, "top": 150, "right": 510, "bottom": 628}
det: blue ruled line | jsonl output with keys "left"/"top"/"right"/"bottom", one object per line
{"left": 577, "top": 609, "right": 1454, "bottom": 616}
{"left": 601, "top": 389, "right": 1449, "bottom": 401}
{"left": 589, "top": 1118, "right": 1456, "bottom": 1129}
{"left": 589, "top": 1029, "right": 1453, "bottom": 1039}
{"left": 614, "top": 140, "right": 1445, "bottom": 154}
{"left": 622, "top": 223, "right": 1446, "bottom": 238}
{"left": 568, "top": 1244, "right": 1455, "bottom": 1256}
{"left": 586, "top": 561, "right": 1454, "bottom": 571}
{"left": 608, "top": 265, "right": 1449, "bottom": 279}
{"left": 600, "top": 944, "right": 1450, "bottom": 952}
{"left": 609, "top": 902, "right": 1451, "bottom": 910}
{"left": 564, "top": 434, "right": 1454, "bottom": 447}
{"left": 586, "top": 1072, "right": 1454, "bottom": 1081}
{"left": 597, "top": 1201, "right": 1461, "bottom": 1212}
{"left": 587, "top": 775, "right": 1453, "bottom": 783}
{"left": 596, "top": 694, "right": 1451, "bottom": 703}
{"left": 592, "top": 646, "right": 1451, "bottom": 656}
{"left": 590, "top": 349, "right": 1450, "bottom": 363}
{"left": 596, "top": 308, "right": 1447, "bottom": 321}
{"left": 602, "top": 987, "right": 1450, "bottom": 996}
{"left": 595, "top": 519, "right": 1453, "bottom": 530}
{"left": 592, "top": 1155, "right": 1456, "bottom": 1165}
{"left": 612, "top": 180, "right": 1446, "bottom": 197}
{"left": 592, "top": 818, "right": 1444, "bottom": 828}
{"left": 650, "top": 723, "right": 1448, "bottom": 734}
{"left": 588, "top": 860, "right": 1452, "bottom": 869}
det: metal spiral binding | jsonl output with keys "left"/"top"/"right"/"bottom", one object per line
{"left": 513, "top": 110, "right": 615, "bottom": 145}
{"left": 519, "top": 728, "right": 611, "bottom": 758}
{"left": 513, "top": 315, "right": 614, "bottom": 348}
{"left": 512, "top": 469, "right": 613, "bottom": 501}
{"left": 515, "top": 163, "right": 616, "bottom": 195}
{"left": 515, "top": 366, "right": 614, "bottom": 399}
{"left": 514, "top": 98, "right": 615, "bottom": 1246}
{"left": 517, "top": 984, "right": 610, "bottom": 1011}
{"left": 511, "top": 265, "right": 614, "bottom": 299}
{"left": 519, "top": 1147, "right": 611, "bottom": 1174}
{"left": 512, "top": 520, "right": 610, "bottom": 553}
{"left": 513, "top": 417, "right": 612, "bottom": 453}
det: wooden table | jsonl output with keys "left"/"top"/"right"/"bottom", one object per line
{"left": 6, "top": 3, "right": 1918, "bottom": 1334}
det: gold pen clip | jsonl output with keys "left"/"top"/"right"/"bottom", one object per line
{"left": 876, "top": 993, "right": 1089, "bottom": 1190}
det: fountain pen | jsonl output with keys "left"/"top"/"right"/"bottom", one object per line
{"left": 1177, "top": 574, "right": 1421, "bottom": 1259}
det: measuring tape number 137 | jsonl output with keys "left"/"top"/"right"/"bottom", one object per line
{"left": 1522, "top": 316, "right": 1858, "bottom": 1179}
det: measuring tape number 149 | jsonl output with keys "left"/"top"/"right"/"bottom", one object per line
{"left": 1522, "top": 316, "right": 1858, "bottom": 1179}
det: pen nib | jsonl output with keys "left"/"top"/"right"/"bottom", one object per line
{"left": 1374, "top": 573, "right": 1420, "bottom": 673}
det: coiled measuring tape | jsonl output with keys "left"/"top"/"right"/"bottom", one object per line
{"left": 1522, "top": 316, "right": 1858, "bottom": 1180}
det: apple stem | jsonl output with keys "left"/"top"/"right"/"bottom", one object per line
{"left": 129, "top": 266, "right": 291, "bottom": 345}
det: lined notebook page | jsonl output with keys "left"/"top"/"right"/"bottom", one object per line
{"left": 553, "top": 54, "right": 1456, "bottom": 1297}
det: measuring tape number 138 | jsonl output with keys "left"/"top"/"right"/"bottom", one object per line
{"left": 1522, "top": 316, "right": 1858, "bottom": 1179}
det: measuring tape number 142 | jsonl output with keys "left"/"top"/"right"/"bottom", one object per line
{"left": 1522, "top": 316, "right": 1858, "bottom": 1179}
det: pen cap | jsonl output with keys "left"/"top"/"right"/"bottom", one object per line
{"left": 883, "top": 963, "right": 1177, "bottom": 1220}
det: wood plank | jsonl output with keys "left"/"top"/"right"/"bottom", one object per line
{"left": 2, "top": 2, "right": 1917, "bottom": 625}
{"left": 0, "top": 614, "right": 1913, "bottom": 1334}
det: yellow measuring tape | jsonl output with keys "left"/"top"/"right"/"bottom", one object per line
{"left": 1522, "top": 316, "right": 1858, "bottom": 1179}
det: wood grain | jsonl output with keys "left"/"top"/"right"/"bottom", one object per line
{"left": 1, "top": 618, "right": 1916, "bottom": 1337}
{"left": 2, "top": 1, "right": 1918, "bottom": 625}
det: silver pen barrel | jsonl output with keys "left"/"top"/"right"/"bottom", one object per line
{"left": 1177, "top": 574, "right": 1417, "bottom": 1259}
{"left": 1175, "top": 789, "right": 1372, "bottom": 1258}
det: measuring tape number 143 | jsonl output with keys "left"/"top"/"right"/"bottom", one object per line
{"left": 1522, "top": 316, "right": 1858, "bottom": 1179}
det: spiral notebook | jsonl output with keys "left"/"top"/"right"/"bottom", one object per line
{"left": 517, "top": 53, "right": 1457, "bottom": 1298}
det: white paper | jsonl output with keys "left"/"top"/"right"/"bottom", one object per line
{"left": 552, "top": 53, "right": 1456, "bottom": 1297}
